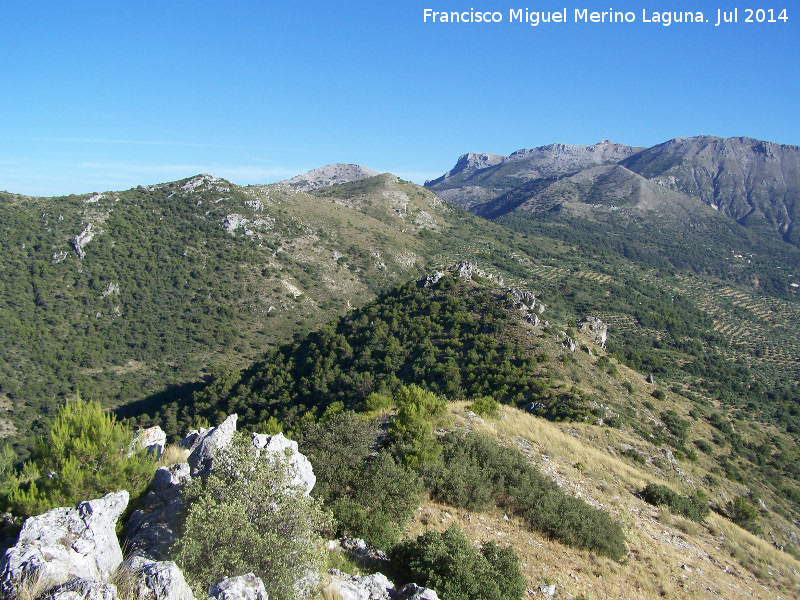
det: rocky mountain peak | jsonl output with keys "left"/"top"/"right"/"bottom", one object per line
{"left": 280, "top": 164, "right": 379, "bottom": 192}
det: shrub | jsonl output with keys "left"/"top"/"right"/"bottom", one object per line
{"left": 5, "top": 396, "right": 154, "bottom": 517}
{"left": 174, "top": 432, "right": 331, "bottom": 599}
{"left": 297, "top": 411, "right": 421, "bottom": 549}
{"left": 467, "top": 395, "right": 499, "bottom": 418}
{"left": 390, "top": 525, "right": 526, "bottom": 600}
{"left": 426, "top": 433, "right": 626, "bottom": 560}
{"left": 641, "top": 483, "right": 709, "bottom": 522}
{"left": 389, "top": 385, "right": 448, "bottom": 468}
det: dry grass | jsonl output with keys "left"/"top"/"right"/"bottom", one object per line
{"left": 13, "top": 569, "right": 59, "bottom": 600}
{"left": 436, "top": 403, "right": 800, "bottom": 599}
{"left": 156, "top": 444, "right": 190, "bottom": 467}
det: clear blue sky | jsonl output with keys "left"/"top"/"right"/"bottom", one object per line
{"left": 1, "top": 0, "right": 797, "bottom": 196}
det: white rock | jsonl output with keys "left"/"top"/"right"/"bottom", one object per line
{"left": 187, "top": 414, "right": 238, "bottom": 476}
{"left": 0, "top": 491, "right": 129, "bottom": 596}
{"left": 251, "top": 432, "right": 316, "bottom": 495}
{"left": 130, "top": 557, "right": 196, "bottom": 600}
{"left": 209, "top": 573, "right": 268, "bottom": 600}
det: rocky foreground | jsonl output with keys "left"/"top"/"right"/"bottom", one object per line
{"left": 0, "top": 415, "right": 437, "bottom": 600}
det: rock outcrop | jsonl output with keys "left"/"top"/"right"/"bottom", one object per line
{"left": 133, "top": 426, "right": 167, "bottom": 458}
{"left": 209, "top": 573, "right": 268, "bottom": 600}
{"left": 327, "top": 570, "right": 394, "bottom": 600}
{"left": 124, "top": 463, "right": 191, "bottom": 561}
{"left": 252, "top": 432, "right": 316, "bottom": 495}
{"left": 130, "top": 557, "right": 196, "bottom": 600}
{"left": 0, "top": 491, "right": 128, "bottom": 597}
{"left": 281, "top": 164, "right": 379, "bottom": 192}
{"left": 73, "top": 223, "right": 95, "bottom": 259}
{"left": 184, "top": 414, "right": 238, "bottom": 477}
{"left": 580, "top": 316, "right": 608, "bottom": 349}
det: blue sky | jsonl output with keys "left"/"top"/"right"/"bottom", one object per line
{"left": 1, "top": 0, "right": 797, "bottom": 196}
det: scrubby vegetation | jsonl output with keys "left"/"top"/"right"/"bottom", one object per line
{"left": 641, "top": 483, "right": 710, "bottom": 522}
{"left": 424, "top": 432, "right": 627, "bottom": 560}
{"left": 296, "top": 411, "right": 422, "bottom": 549}
{"left": 390, "top": 525, "right": 526, "bottom": 600}
{"left": 0, "top": 396, "right": 153, "bottom": 519}
{"left": 174, "top": 432, "right": 330, "bottom": 599}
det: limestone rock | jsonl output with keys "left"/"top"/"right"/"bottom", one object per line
{"left": 45, "top": 577, "right": 119, "bottom": 600}
{"left": 395, "top": 583, "right": 439, "bottom": 600}
{"left": 133, "top": 426, "right": 167, "bottom": 458}
{"left": 209, "top": 573, "right": 268, "bottom": 600}
{"left": 123, "top": 463, "right": 190, "bottom": 561}
{"left": 251, "top": 432, "right": 316, "bottom": 495}
{"left": 130, "top": 557, "right": 196, "bottom": 600}
{"left": 186, "top": 414, "right": 238, "bottom": 476}
{"left": 580, "top": 316, "right": 608, "bottom": 349}
{"left": 421, "top": 271, "right": 445, "bottom": 287}
{"left": 73, "top": 224, "right": 95, "bottom": 259}
{"left": 0, "top": 491, "right": 128, "bottom": 597}
{"left": 327, "top": 570, "right": 393, "bottom": 600}
{"left": 281, "top": 164, "right": 379, "bottom": 192}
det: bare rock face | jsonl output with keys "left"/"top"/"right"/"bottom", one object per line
{"left": 73, "top": 223, "right": 95, "bottom": 259}
{"left": 123, "top": 463, "right": 191, "bottom": 561}
{"left": 327, "top": 570, "right": 394, "bottom": 600}
{"left": 45, "top": 577, "right": 120, "bottom": 600}
{"left": 130, "top": 557, "right": 196, "bottom": 600}
{"left": 132, "top": 426, "right": 167, "bottom": 458}
{"left": 185, "top": 414, "right": 238, "bottom": 476}
{"left": 251, "top": 432, "right": 316, "bottom": 495}
{"left": 580, "top": 316, "right": 608, "bottom": 349}
{"left": 0, "top": 491, "right": 128, "bottom": 597}
{"left": 281, "top": 164, "right": 379, "bottom": 192}
{"left": 209, "top": 573, "right": 268, "bottom": 600}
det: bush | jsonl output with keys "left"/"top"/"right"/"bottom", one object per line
{"left": 297, "top": 411, "right": 421, "bottom": 549}
{"left": 389, "top": 385, "right": 448, "bottom": 468}
{"left": 425, "top": 433, "right": 626, "bottom": 560}
{"left": 467, "top": 395, "right": 499, "bottom": 418}
{"left": 390, "top": 525, "right": 526, "bottom": 600}
{"left": 174, "top": 432, "right": 331, "bottom": 599}
{"left": 641, "top": 483, "right": 709, "bottom": 522}
{"left": 5, "top": 396, "right": 154, "bottom": 517}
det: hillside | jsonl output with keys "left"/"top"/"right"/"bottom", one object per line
{"left": 0, "top": 172, "right": 547, "bottom": 454}
{"left": 129, "top": 270, "right": 800, "bottom": 598}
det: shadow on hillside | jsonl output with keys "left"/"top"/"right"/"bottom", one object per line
{"left": 113, "top": 378, "right": 208, "bottom": 423}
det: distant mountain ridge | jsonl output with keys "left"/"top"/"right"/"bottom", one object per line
{"left": 280, "top": 163, "right": 378, "bottom": 191}
{"left": 426, "top": 136, "right": 800, "bottom": 249}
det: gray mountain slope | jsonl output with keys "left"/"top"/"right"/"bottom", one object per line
{"left": 280, "top": 164, "right": 379, "bottom": 192}
{"left": 620, "top": 136, "right": 800, "bottom": 245}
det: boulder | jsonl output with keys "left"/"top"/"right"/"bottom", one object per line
{"left": 327, "top": 570, "right": 393, "bottom": 600}
{"left": 186, "top": 414, "right": 238, "bottom": 476}
{"left": 45, "top": 577, "right": 119, "bottom": 600}
{"left": 130, "top": 557, "right": 195, "bottom": 600}
{"left": 0, "top": 491, "right": 128, "bottom": 597}
{"left": 133, "top": 426, "right": 167, "bottom": 458}
{"left": 251, "top": 433, "right": 315, "bottom": 495}
{"left": 580, "top": 316, "right": 608, "bottom": 349}
{"left": 124, "top": 463, "right": 191, "bottom": 561}
{"left": 209, "top": 573, "right": 268, "bottom": 600}
{"left": 395, "top": 583, "right": 439, "bottom": 600}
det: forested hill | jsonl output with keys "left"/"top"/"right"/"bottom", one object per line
{"left": 126, "top": 269, "right": 800, "bottom": 561}
{"left": 0, "top": 172, "right": 554, "bottom": 454}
